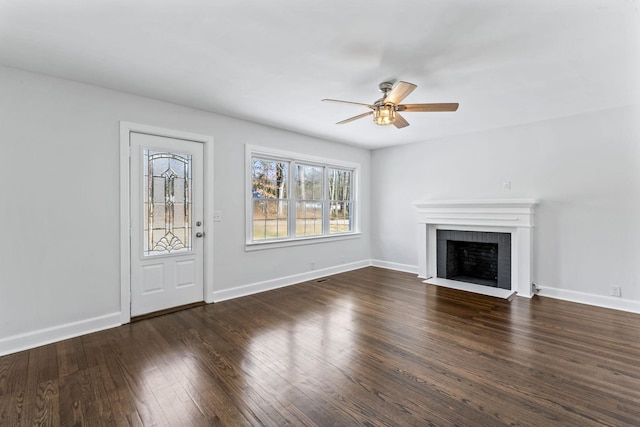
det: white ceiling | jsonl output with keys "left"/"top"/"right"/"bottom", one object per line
{"left": 1, "top": 0, "right": 638, "bottom": 149}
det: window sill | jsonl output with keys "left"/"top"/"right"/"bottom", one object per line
{"left": 245, "top": 232, "right": 362, "bottom": 252}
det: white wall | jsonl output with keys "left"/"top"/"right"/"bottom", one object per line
{"left": 371, "top": 106, "right": 640, "bottom": 310}
{"left": 0, "top": 66, "right": 371, "bottom": 354}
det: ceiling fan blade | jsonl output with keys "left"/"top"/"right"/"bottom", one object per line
{"left": 322, "top": 98, "right": 373, "bottom": 108}
{"left": 399, "top": 103, "right": 459, "bottom": 112}
{"left": 393, "top": 113, "right": 410, "bottom": 129}
{"left": 384, "top": 81, "right": 417, "bottom": 105}
{"left": 336, "top": 111, "right": 373, "bottom": 125}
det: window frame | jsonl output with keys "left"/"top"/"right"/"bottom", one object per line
{"left": 246, "top": 145, "right": 360, "bottom": 250}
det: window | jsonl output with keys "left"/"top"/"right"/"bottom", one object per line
{"left": 295, "top": 164, "right": 323, "bottom": 237}
{"left": 248, "top": 146, "right": 358, "bottom": 246}
{"left": 328, "top": 168, "right": 352, "bottom": 234}
{"left": 251, "top": 158, "right": 289, "bottom": 240}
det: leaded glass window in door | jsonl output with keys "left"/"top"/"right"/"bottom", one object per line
{"left": 143, "top": 150, "right": 192, "bottom": 256}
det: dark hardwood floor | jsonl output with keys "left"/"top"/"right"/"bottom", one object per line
{"left": 1, "top": 267, "right": 639, "bottom": 426}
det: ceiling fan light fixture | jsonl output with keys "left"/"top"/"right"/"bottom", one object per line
{"left": 373, "top": 104, "right": 396, "bottom": 126}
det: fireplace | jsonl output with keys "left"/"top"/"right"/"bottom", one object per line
{"left": 437, "top": 230, "right": 511, "bottom": 289}
{"left": 414, "top": 199, "right": 537, "bottom": 298}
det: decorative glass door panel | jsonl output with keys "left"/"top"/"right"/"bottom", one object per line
{"left": 143, "top": 150, "right": 192, "bottom": 256}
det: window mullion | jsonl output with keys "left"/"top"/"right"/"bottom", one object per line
{"left": 323, "top": 166, "right": 330, "bottom": 235}
{"left": 289, "top": 160, "right": 296, "bottom": 238}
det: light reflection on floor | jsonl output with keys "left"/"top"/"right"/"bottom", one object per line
{"left": 243, "top": 296, "right": 355, "bottom": 393}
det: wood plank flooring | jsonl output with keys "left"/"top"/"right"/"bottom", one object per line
{"left": 1, "top": 267, "right": 639, "bottom": 426}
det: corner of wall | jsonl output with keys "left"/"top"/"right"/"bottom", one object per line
{"left": 370, "top": 260, "right": 419, "bottom": 275}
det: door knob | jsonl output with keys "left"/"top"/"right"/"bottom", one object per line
{"left": 196, "top": 232, "right": 204, "bottom": 238}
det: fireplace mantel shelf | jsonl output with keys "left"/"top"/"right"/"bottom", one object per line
{"left": 415, "top": 198, "right": 538, "bottom": 228}
{"left": 414, "top": 198, "right": 538, "bottom": 208}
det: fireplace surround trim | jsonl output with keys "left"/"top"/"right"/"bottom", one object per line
{"left": 415, "top": 199, "right": 538, "bottom": 298}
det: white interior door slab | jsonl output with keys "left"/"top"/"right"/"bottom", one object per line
{"left": 130, "top": 132, "right": 204, "bottom": 316}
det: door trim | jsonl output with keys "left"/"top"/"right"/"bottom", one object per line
{"left": 119, "top": 121, "right": 214, "bottom": 324}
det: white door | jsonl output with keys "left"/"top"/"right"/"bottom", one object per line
{"left": 130, "top": 132, "right": 205, "bottom": 316}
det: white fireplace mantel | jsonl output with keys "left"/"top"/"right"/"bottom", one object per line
{"left": 415, "top": 199, "right": 538, "bottom": 298}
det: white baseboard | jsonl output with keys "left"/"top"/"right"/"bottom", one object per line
{"left": 537, "top": 287, "right": 640, "bottom": 314}
{"left": 0, "top": 312, "right": 121, "bottom": 357}
{"left": 370, "top": 259, "right": 419, "bottom": 274}
{"left": 212, "top": 260, "right": 371, "bottom": 302}
{"left": 369, "top": 261, "right": 640, "bottom": 314}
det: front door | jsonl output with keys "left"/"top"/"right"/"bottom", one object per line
{"left": 130, "top": 132, "right": 204, "bottom": 316}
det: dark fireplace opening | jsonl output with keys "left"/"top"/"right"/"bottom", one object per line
{"left": 436, "top": 230, "right": 511, "bottom": 289}
{"left": 447, "top": 241, "right": 498, "bottom": 287}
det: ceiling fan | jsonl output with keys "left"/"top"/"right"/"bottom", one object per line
{"left": 322, "top": 81, "right": 458, "bottom": 129}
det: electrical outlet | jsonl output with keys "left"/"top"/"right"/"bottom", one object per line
{"left": 310, "top": 261, "right": 316, "bottom": 270}
{"left": 532, "top": 282, "right": 540, "bottom": 294}
{"left": 503, "top": 181, "right": 511, "bottom": 190}
{"left": 610, "top": 285, "right": 621, "bottom": 297}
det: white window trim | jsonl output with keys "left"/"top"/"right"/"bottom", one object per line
{"left": 245, "top": 144, "right": 360, "bottom": 251}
